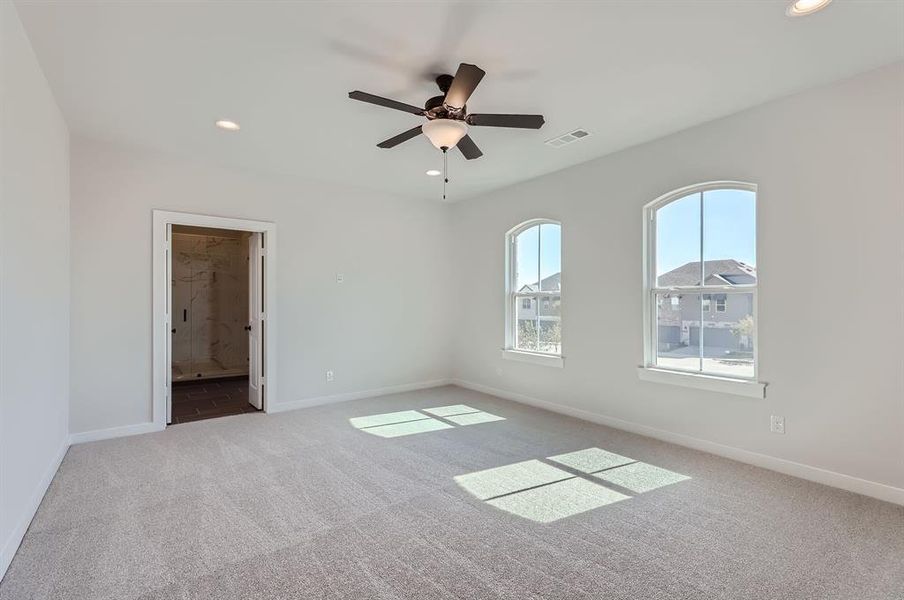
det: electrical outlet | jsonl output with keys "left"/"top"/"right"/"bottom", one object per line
{"left": 326, "top": 370, "right": 334, "bottom": 382}
{"left": 336, "top": 273, "right": 344, "bottom": 284}
{"left": 770, "top": 415, "right": 785, "bottom": 434}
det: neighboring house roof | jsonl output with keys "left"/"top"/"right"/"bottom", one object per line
{"left": 518, "top": 272, "right": 561, "bottom": 293}
{"left": 658, "top": 260, "right": 756, "bottom": 287}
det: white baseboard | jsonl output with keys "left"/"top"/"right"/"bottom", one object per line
{"left": 268, "top": 378, "right": 453, "bottom": 414}
{"left": 69, "top": 421, "right": 164, "bottom": 445}
{"left": 0, "top": 437, "right": 70, "bottom": 580}
{"left": 452, "top": 378, "right": 904, "bottom": 506}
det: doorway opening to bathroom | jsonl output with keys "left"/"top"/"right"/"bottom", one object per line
{"left": 170, "top": 225, "right": 257, "bottom": 423}
{"left": 152, "top": 211, "right": 277, "bottom": 428}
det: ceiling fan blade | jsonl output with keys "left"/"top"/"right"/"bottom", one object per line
{"left": 467, "top": 113, "right": 545, "bottom": 129}
{"left": 443, "top": 63, "right": 485, "bottom": 110}
{"left": 348, "top": 91, "right": 425, "bottom": 116}
{"left": 457, "top": 134, "right": 483, "bottom": 160}
{"left": 377, "top": 125, "right": 423, "bottom": 148}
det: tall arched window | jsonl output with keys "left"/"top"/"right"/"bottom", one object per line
{"left": 644, "top": 183, "right": 757, "bottom": 381}
{"left": 505, "top": 220, "right": 562, "bottom": 364}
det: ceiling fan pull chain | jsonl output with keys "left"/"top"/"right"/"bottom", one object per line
{"left": 443, "top": 147, "right": 448, "bottom": 201}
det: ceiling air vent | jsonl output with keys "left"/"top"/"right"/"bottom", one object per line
{"left": 545, "top": 129, "right": 591, "bottom": 148}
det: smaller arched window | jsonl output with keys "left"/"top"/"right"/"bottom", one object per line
{"left": 644, "top": 183, "right": 757, "bottom": 380}
{"left": 505, "top": 220, "right": 562, "bottom": 363}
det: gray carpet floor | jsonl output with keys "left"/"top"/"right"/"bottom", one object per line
{"left": 1, "top": 385, "right": 902, "bottom": 599}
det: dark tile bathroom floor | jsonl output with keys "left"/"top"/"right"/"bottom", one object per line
{"left": 170, "top": 376, "right": 260, "bottom": 424}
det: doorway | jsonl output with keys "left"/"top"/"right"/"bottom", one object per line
{"left": 169, "top": 225, "right": 257, "bottom": 423}
{"left": 152, "top": 211, "right": 277, "bottom": 428}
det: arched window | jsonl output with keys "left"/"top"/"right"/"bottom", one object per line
{"left": 505, "top": 220, "right": 562, "bottom": 364}
{"left": 644, "top": 183, "right": 757, "bottom": 380}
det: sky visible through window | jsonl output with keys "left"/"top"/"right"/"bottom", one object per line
{"left": 515, "top": 189, "right": 754, "bottom": 286}
{"left": 656, "top": 189, "right": 756, "bottom": 277}
{"left": 516, "top": 223, "right": 561, "bottom": 288}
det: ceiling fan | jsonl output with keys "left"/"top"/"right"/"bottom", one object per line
{"left": 348, "top": 62, "right": 545, "bottom": 160}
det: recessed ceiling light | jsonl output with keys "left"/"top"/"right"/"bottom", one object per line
{"left": 425, "top": 169, "right": 441, "bottom": 177}
{"left": 215, "top": 119, "right": 240, "bottom": 131}
{"left": 786, "top": 0, "right": 832, "bottom": 17}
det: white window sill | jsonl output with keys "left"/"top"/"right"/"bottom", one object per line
{"left": 636, "top": 367, "right": 766, "bottom": 399}
{"left": 501, "top": 349, "right": 563, "bottom": 368}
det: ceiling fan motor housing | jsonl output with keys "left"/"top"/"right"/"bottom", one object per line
{"left": 425, "top": 96, "right": 466, "bottom": 120}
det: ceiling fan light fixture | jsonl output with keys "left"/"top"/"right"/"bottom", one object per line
{"left": 422, "top": 119, "right": 468, "bottom": 150}
{"left": 786, "top": 0, "right": 831, "bottom": 16}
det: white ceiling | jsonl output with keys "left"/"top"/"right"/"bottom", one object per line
{"left": 14, "top": 0, "right": 904, "bottom": 201}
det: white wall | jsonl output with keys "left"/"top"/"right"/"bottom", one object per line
{"left": 0, "top": 1, "right": 71, "bottom": 577}
{"left": 450, "top": 63, "right": 904, "bottom": 495}
{"left": 69, "top": 138, "right": 452, "bottom": 434}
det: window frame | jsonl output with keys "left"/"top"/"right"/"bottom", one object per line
{"left": 503, "top": 219, "right": 563, "bottom": 367}
{"left": 641, "top": 182, "right": 763, "bottom": 395}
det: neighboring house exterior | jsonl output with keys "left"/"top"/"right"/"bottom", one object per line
{"left": 517, "top": 272, "right": 561, "bottom": 321}
{"left": 515, "top": 272, "right": 562, "bottom": 352}
{"left": 657, "top": 260, "right": 755, "bottom": 352}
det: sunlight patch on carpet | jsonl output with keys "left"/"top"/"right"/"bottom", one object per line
{"left": 548, "top": 447, "right": 635, "bottom": 473}
{"left": 359, "top": 418, "right": 454, "bottom": 438}
{"left": 445, "top": 411, "right": 506, "bottom": 426}
{"left": 351, "top": 405, "right": 506, "bottom": 438}
{"left": 455, "top": 448, "right": 691, "bottom": 522}
{"left": 594, "top": 462, "right": 690, "bottom": 493}
{"left": 422, "top": 404, "right": 480, "bottom": 417}
{"left": 487, "top": 478, "right": 629, "bottom": 523}
{"left": 454, "top": 460, "right": 573, "bottom": 501}
{"left": 349, "top": 410, "right": 430, "bottom": 429}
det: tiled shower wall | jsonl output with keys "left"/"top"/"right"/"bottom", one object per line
{"left": 172, "top": 233, "right": 249, "bottom": 378}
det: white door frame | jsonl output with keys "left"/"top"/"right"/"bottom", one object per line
{"left": 152, "top": 210, "right": 277, "bottom": 428}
